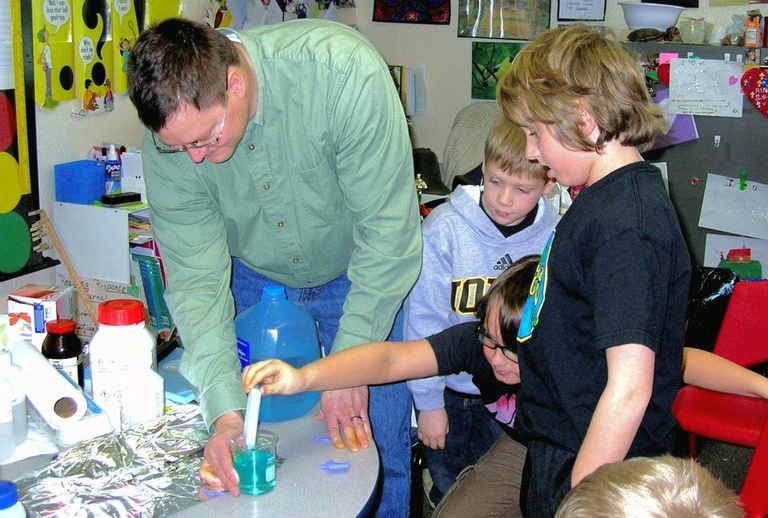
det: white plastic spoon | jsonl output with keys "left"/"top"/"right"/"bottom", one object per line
{"left": 243, "top": 387, "right": 262, "bottom": 449}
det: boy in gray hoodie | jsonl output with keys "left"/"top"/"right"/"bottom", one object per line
{"left": 403, "top": 117, "right": 559, "bottom": 506}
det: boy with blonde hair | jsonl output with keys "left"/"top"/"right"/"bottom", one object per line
{"left": 404, "top": 117, "right": 558, "bottom": 505}
{"left": 555, "top": 455, "right": 744, "bottom": 518}
{"left": 499, "top": 24, "right": 691, "bottom": 516}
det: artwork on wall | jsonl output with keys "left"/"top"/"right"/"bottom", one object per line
{"left": 471, "top": 41, "right": 526, "bottom": 99}
{"left": 373, "top": 0, "right": 450, "bottom": 24}
{"left": 30, "top": 0, "right": 182, "bottom": 115}
{"left": 458, "top": 0, "right": 549, "bottom": 39}
{"left": 557, "top": 0, "right": 605, "bottom": 22}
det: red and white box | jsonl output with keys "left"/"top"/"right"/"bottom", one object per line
{"left": 7, "top": 284, "right": 75, "bottom": 349}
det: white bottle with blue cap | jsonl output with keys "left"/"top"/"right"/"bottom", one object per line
{"left": 0, "top": 480, "right": 26, "bottom": 517}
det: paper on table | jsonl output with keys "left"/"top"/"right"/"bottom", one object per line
{"left": 8, "top": 341, "right": 88, "bottom": 426}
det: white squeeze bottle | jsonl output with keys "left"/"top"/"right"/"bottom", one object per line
{"left": 89, "top": 299, "right": 159, "bottom": 432}
{"left": 0, "top": 384, "right": 13, "bottom": 463}
{"left": 0, "top": 351, "right": 27, "bottom": 447}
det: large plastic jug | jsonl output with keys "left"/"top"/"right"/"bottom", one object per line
{"left": 235, "top": 285, "right": 321, "bottom": 422}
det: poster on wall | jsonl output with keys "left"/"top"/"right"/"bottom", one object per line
{"left": 557, "top": 0, "right": 605, "bottom": 22}
{"left": 30, "top": 0, "right": 182, "bottom": 114}
{"left": 72, "top": 0, "right": 115, "bottom": 117}
{"left": 373, "top": 0, "right": 450, "bottom": 24}
{"left": 32, "top": 0, "right": 76, "bottom": 110}
{"left": 458, "top": 0, "right": 549, "bottom": 39}
{"left": 471, "top": 41, "right": 526, "bottom": 100}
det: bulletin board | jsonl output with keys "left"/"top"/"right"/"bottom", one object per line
{"left": 628, "top": 41, "right": 768, "bottom": 267}
{"left": 0, "top": 1, "right": 58, "bottom": 281}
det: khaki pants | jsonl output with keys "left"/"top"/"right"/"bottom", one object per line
{"left": 433, "top": 433, "right": 526, "bottom": 518}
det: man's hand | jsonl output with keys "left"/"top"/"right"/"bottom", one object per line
{"left": 417, "top": 409, "right": 449, "bottom": 450}
{"left": 315, "top": 386, "right": 372, "bottom": 452}
{"left": 200, "top": 411, "right": 244, "bottom": 496}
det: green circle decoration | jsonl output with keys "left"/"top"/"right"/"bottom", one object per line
{"left": 0, "top": 211, "right": 31, "bottom": 274}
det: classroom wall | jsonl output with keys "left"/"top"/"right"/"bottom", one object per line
{"left": 357, "top": 0, "right": 752, "bottom": 162}
{"left": 0, "top": 0, "right": 759, "bottom": 298}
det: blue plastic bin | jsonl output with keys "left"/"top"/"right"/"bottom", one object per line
{"left": 55, "top": 160, "right": 105, "bottom": 205}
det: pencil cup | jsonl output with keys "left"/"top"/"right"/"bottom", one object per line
{"left": 231, "top": 430, "right": 279, "bottom": 496}
{"left": 678, "top": 18, "right": 705, "bottom": 44}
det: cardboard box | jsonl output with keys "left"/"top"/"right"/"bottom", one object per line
{"left": 7, "top": 284, "right": 75, "bottom": 349}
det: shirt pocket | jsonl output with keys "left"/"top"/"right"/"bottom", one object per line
{"left": 293, "top": 153, "right": 347, "bottom": 226}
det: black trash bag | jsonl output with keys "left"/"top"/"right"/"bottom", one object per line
{"left": 685, "top": 266, "right": 739, "bottom": 352}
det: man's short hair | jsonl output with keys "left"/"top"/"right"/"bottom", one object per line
{"left": 555, "top": 455, "right": 744, "bottom": 518}
{"left": 127, "top": 18, "right": 239, "bottom": 132}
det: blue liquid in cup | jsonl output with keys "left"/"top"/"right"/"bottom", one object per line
{"left": 234, "top": 449, "right": 276, "bottom": 495}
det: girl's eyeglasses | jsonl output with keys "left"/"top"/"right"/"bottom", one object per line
{"left": 476, "top": 323, "right": 518, "bottom": 363}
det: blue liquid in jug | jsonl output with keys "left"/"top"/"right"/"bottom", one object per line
{"left": 235, "top": 286, "right": 321, "bottom": 422}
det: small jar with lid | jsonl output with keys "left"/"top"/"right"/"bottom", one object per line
{"left": 42, "top": 319, "right": 84, "bottom": 389}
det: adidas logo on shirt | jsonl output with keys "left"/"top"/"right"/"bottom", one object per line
{"left": 494, "top": 254, "right": 514, "bottom": 271}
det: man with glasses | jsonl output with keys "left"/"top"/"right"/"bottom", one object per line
{"left": 127, "top": 17, "right": 421, "bottom": 517}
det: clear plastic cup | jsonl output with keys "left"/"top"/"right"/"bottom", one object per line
{"left": 678, "top": 18, "right": 706, "bottom": 44}
{"left": 231, "top": 430, "right": 279, "bottom": 496}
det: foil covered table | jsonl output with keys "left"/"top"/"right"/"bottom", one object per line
{"left": 16, "top": 405, "right": 209, "bottom": 517}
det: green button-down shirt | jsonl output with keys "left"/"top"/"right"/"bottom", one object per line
{"left": 140, "top": 19, "right": 422, "bottom": 428}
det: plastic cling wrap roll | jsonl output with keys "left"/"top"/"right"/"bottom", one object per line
{"left": 8, "top": 340, "right": 87, "bottom": 426}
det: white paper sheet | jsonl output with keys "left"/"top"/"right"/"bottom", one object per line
{"left": 669, "top": 58, "right": 743, "bottom": 118}
{"left": 699, "top": 173, "right": 768, "bottom": 241}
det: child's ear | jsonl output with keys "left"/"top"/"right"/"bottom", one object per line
{"left": 578, "top": 105, "right": 600, "bottom": 143}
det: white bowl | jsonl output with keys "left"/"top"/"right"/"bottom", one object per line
{"left": 618, "top": 2, "right": 686, "bottom": 32}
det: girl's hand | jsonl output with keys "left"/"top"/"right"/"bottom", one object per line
{"left": 241, "top": 359, "right": 305, "bottom": 395}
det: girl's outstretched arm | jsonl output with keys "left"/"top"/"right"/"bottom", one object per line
{"left": 242, "top": 338, "right": 439, "bottom": 395}
{"left": 682, "top": 347, "right": 768, "bottom": 398}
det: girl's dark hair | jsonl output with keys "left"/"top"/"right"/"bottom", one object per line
{"left": 475, "top": 254, "right": 540, "bottom": 350}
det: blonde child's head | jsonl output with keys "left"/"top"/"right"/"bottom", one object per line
{"left": 485, "top": 117, "right": 549, "bottom": 183}
{"left": 554, "top": 455, "right": 744, "bottom": 518}
{"left": 481, "top": 117, "right": 554, "bottom": 226}
{"left": 497, "top": 24, "right": 665, "bottom": 153}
